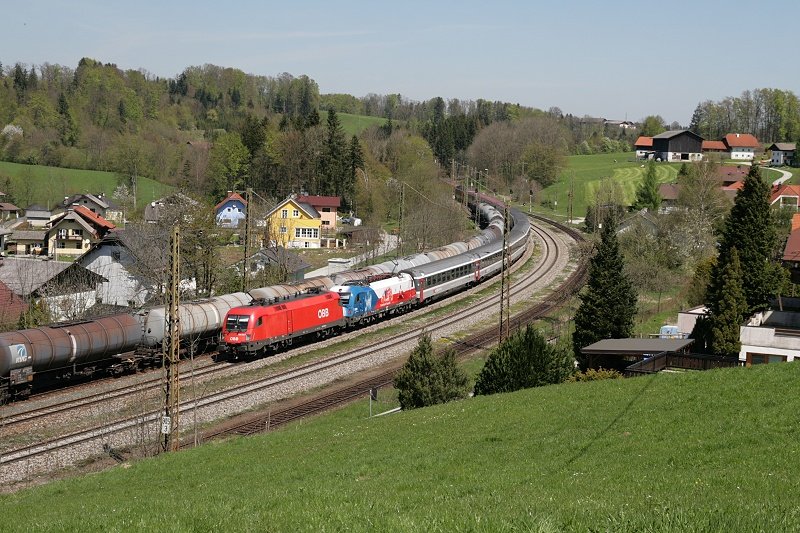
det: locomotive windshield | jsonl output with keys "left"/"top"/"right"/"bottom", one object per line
{"left": 226, "top": 315, "right": 250, "bottom": 332}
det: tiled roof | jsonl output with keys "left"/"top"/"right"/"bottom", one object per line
{"left": 784, "top": 213, "right": 800, "bottom": 261}
{"left": 771, "top": 184, "right": 800, "bottom": 204}
{"left": 10, "top": 230, "right": 47, "bottom": 241}
{"left": 702, "top": 140, "right": 727, "bottom": 151}
{"left": 215, "top": 192, "right": 248, "bottom": 211}
{"left": 73, "top": 205, "right": 116, "bottom": 231}
{"left": 296, "top": 195, "right": 341, "bottom": 208}
{"left": 658, "top": 183, "right": 680, "bottom": 201}
{"left": 0, "top": 202, "right": 20, "bottom": 211}
{"left": 634, "top": 136, "right": 653, "bottom": 148}
{"left": 769, "top": 142, "right": 796, "bottom": 152}
{"left": 723, "top": 133, "right": 760, "bottom": 148}
{"left": 0, "top": 279, "right": 27, "bottom": 324}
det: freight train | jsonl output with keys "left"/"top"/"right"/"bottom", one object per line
{"left": 0, "top": 192, "right": 529, "bottom": 402}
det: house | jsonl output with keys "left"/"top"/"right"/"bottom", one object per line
{"left": 657, "top": 183, "right": 681, "bottom": 212}
{"left": 47, "top": 206, "right": 116, "bottom": 259}
{"left": 55, "top": 193, "right": 123, "bottom": 222}
{"left": 770, "top": 184, "right": 800, "bottom": 209}
{"left": 0, "top": 256, "right": 107, "bottom": 321}
{"left": 769, "top": 142, "right": 795, "bottom": 166}
{"left": 145, "top": 192, "right": 199, "bottom": 224}
{"left": 634, "top": 136, "right": 653, "bottom": 159}
{"left": 723, "top": 133, "right": 760, "bottom": 160}
{"left": 296, "top": 195, "right": 341, "bottom": 231}
{"left": 5, "top": 229, "right": 47, "bottom": 255}
{"left": 74, "top": 231, "right": 154, "bottom": 307}
{"left": 739, "top": 301, "right": 800, "bottom": 365}
{"left": 265, "top": 196, "right": 322, "bottom": 248}
{"left": 618, "top": 209, "right": 658, "bottom": 235}
{"left": 651, "top": 130, "right": 704, "bottom": 162}
{"left": 701, "top": 139, "right": 728, "bottom": 156}
{"left": 215, "top": 191, "right": 247, "bottom": 228}
{"left": 782, "top": 213, "right": 800, "bottom": 282}
{"left": 0, "top": 202, "right": 20, "bottom": 221}
{"left": 24, "top": 204, "right": 52, "bottom": 228}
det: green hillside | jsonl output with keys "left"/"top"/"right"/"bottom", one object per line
{"left": 338, "top": 112, "right": 389, "bottom": 136}
{"left": 538, "top": 152, "right": 680, "bottom": 220}
{"left": 0, "top": 161, "right": 172, "bottom": 210}
{"left": 3, "top": 363, "right": 799, "bottom": 530}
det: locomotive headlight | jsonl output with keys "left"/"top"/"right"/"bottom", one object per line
{"left": 245, "top": 334, "right": 251, "bottom": 341}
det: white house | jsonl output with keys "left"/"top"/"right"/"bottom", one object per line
{"left": 723, "top": 133, "right": 760, "bottom": 161}
{"left": 769, "top": 142, "right": 795, "bottom": 166}
{"left": 739, "top": 308, "right": 800, "bottom": 365}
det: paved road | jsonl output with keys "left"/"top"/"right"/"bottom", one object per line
{"left": 304, "top": 232, "right": 399, "bottom": 279}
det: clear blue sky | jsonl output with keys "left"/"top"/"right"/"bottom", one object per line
{"left": 4, "top": 0, "right": 798, "bottom": 125}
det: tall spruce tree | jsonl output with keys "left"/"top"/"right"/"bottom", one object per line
{"left": 474, "top": 326, "right": 574, "bottom": 395}
{"left": 708, "top": 248, "right": 748, "bottom": 357}
{"left": 322, "top": 109, "right": 347, "bottom": 197}
{"left": 572, "top": 213, "right": 638, "bottom": 368}
{"left": 345, "top": 135, "right": 364, "bottom": 210}
{"left": 708, "top": 164, "right": 780, "bottom": 314}
{"left": 633, "top": 160, "right": 661, "bottom": 211}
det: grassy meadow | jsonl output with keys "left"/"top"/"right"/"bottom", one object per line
{"left": 338, "top": 112, "right": 389, "bottom": 136}
{"left": 0, "top": 161, "right": 173, "bottom": 210}
{"left": 2, "top": 362, "right": 799, "bottom": 530}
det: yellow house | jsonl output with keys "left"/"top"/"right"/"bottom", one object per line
{"left": 265, "top": 196, "right": 322, "bottom": 248}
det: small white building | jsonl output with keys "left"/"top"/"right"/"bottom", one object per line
{"left": 723, "top": 133, "right": 760, "bottom": 161}
{"left": 768, "top": 142, "right": 795, "bottom": 166}
{"left": 739, "top": 309, "right": 800, "bottom": 365}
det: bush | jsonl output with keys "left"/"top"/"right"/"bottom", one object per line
{"left": 474, "top": 326, "right": 575, "bottom": 396}
{"left": 568, "top": 368, "right": 623, "bottom": 382}
{"left": 394, "top": 333, "right": 469, "bottom": 410}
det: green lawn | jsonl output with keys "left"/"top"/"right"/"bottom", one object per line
{"left": 3, "top": 362, "right": 800, "bottom": 530}
{"left": 0, "top": 161, "right": 173, "bottom": 210}
{"left": 338, "top": 112, "right": 389, "bottom": 136}
{"left": 537, "top": 152, "right": 680, "bottom": 220}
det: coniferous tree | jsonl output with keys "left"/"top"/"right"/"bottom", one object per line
{"left": 394, "top": 333, "right": 469, "bottom": 409}
{"left": 633, "top": 160, "right": 661, "bottom": 211}
{"left": 345, "top": 135, "right": 364, "bottom": 210}
{"left": 708, "top": 248, "right": 748, "bottom": 357}
{"left": 572, "top": 213, "right": 638, "bottom": 368}
{"left": 474, "top": 326, "right": 574, "bottom": 396}
{"left": 708, "top": 164, "right": 781, "bottom": 314}
{"left": 322, "top": 109, "right": 347, "bottom": 197}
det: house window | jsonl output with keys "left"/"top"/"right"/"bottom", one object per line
{"left": 111, "top": 250, "right": 121, "bottom": 262}
{"left": 294, "top": 228, "right": 319, "bottom": 239}
{"left": 293, "top": 209, "right": 299, "bottom": 217}
{"left": 57, "top": 242, "right": 66, "bottom": 249}
{"left": 58, "top": 230, "right": 67, "bottom": 239}
{"left": 322, "top": 220, "right": 330, "bottom": 225}
{"left": 73, "top": 229, "right": 83, "bottom": 237}
{"left": 280, "top": 226, "right": 287, "bottom": 234}
{"left": 747, "top": 353, "right": 787, "bottom": 366}
{"left": 281, "top": 209, "right": 288, "bottom": 218}
{"left": 76, "top": 242, "right": 82, "bottom": 249}
{"left": 322, "top": 207, "right": 331, "bottom": 212}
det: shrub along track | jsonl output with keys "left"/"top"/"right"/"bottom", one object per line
{"left": 0, "top": 215, "right": 583, "bottom": 485}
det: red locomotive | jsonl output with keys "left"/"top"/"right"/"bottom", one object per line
{"left": 222, "top": 291, "right": 345, "bottom": 357}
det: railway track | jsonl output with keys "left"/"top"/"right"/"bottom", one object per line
{"left": 0, "top": 215, "right": 581, "bottom": 474}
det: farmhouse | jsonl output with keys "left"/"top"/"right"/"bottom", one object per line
{"left": 651, "top": 130, "right": 703, "bottom": 162}
{"left": 769, "top": 142, "right": 795, "bottom": 166}
{"left": 634, "top": 136, "right": 653, "bottom": 159}
{"left": 722, "top": 133, "right": 760, "bottom": 160}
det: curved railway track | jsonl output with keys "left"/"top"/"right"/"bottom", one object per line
{"left": 0, "top": 215, "right": 583, "bottom": 475}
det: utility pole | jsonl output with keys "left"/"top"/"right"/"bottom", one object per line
{"left": 161, "top": 224, "right": 181, "bottom": 453}
{"left": 242, "top": 187, "right": 253, "bottom": 292}
{"left": 396, "top": 182, "right": 404, "bottom": 259}
{"left": 568, "top": 173, "right": 575, "bottom": 224}
{"left": 499, "top": 203, "right": 511, "bottom": 341}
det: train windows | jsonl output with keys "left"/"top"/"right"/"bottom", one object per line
{"left": 257, "top": 317, "right": 263, "bottom": 326}
{"left": 226, "top": 315, "right": 250, "bottom": 332}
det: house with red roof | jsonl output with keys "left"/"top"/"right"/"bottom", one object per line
{"left": 296, "top": 195, "right": 341, "bottom": 231}
{"left": 701, "top": 140, "right": 727, "bottom": 154}
{"left": 770, "top": 184, "right": 800, "bottom": 210}
{"left": 47, "top": 206, "right": 116, "bottom": 259}
{"left": 722, "top": 133, "right": 761, "bottom": 160}
{"left": 215, "top": 191, "right": 247, "bottom": 228}
{"left": 634, "top": 136, "right": 653, "bottom": 159}
{"left": 0, "top": 277, "right": 27, "bottom": 327}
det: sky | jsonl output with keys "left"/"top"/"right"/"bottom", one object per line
{"left": 3, "top": 0, "right": 799, "bottom": 125}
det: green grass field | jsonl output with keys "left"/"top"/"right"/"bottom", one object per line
{"left": 338, "top": 112, "right": 389, "bottom": 136}
{"left": 537, "top": 152, "right": 680, "bottom": 220}
{"left": 0, "top": 161, "right": 173, "bottom": 210}
{"left": 3, "top": 362, "right": 800, "bottom": 530}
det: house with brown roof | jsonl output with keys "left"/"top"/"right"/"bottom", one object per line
{"left": 6, "top": 229, "right": 47, "bottom": 255}
{"left": 54, "top": 193, "right": 123, "bottom": 222}
{"left": 634, "top": 136, "right": 653, "bottom": 159}
{"left": 0, "top": 277, "right": 27, "bottom": 327}
{"left": 47, "top": 206, "right": 116, "bottom": 259}
{"left": 0, "top": 202, "right": 20, "bottom": 222}
{"left": 701, "top": 140, "right": 728, "bottom": 155}
{"left": 296, "top": 195, "right": 341, "bottom": 231}
{"left": 723, "top": 133, "right": 760, "bottom": 160}
{"left": 769, "top": 142, "right": 795, "bottom": 166}
{"left": 215, "top": 191, "right": 247, "bottom": 228}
